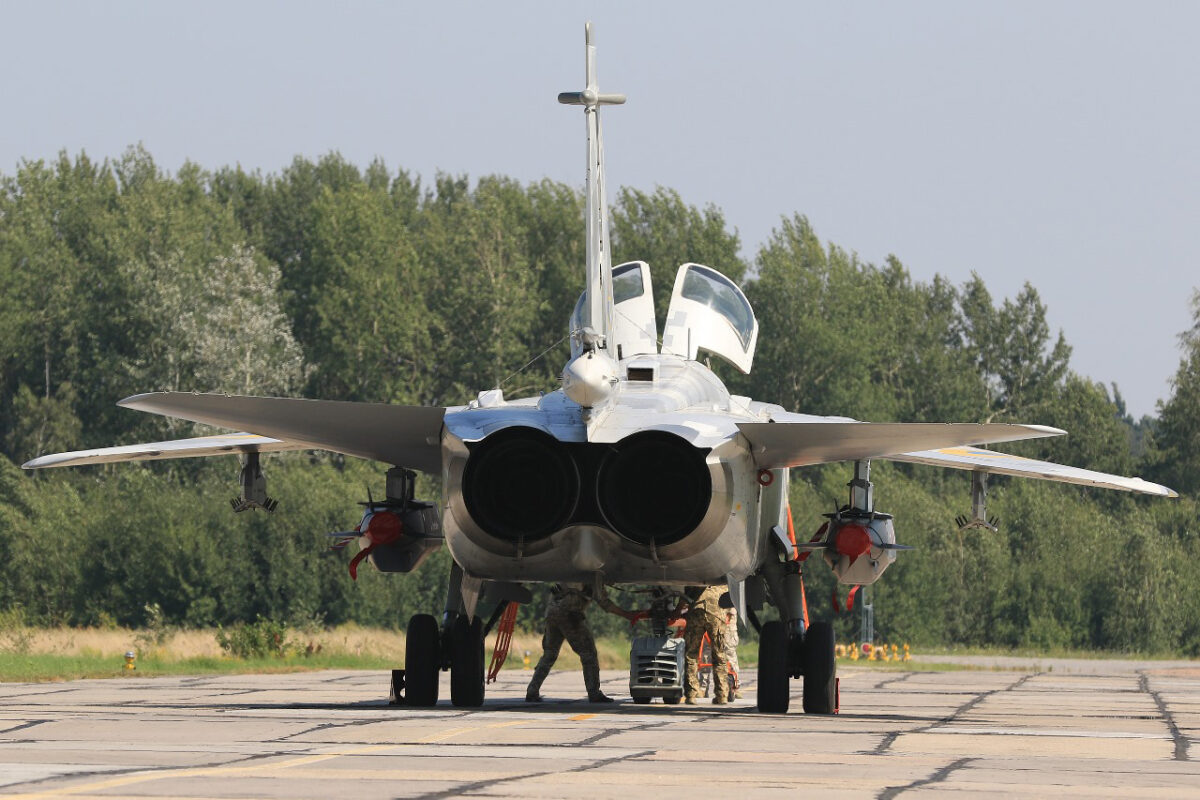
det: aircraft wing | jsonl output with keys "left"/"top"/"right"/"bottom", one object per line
{"left": 737, "top": 421, "right": 1063, "bottom": 469}
{"left": 886, "top": 446, "right": 1178, "bottom": 497}
{"left": 101, "top": 392, "right": 447, "bottom": 472}
{"left": 22, "top": 433, "right": 306, "bottom": 469}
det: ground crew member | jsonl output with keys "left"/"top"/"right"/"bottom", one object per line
{"left": 525, "top": 583, "right": 628, "bottom": 703}
{"left": 723, "top": 608, "right": 742, "bottom": 699}
{"left": 684, "top": 585, "right": 730, "bottom": 704}
{"left": 699, "top": 607, "right": 741, "bottom": 699}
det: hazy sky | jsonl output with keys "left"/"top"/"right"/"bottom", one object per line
{"left": 2, "top": 2, "right": 1196, "bottom": 419}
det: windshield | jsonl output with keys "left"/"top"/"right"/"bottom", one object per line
{"left": 612, "top": 263, "right": 645, "bottom": 304}
{"left": 680, "top": 265, "right": 755, "bottom": 347}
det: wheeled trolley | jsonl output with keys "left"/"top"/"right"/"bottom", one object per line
{"left": 628, "top": 635, "right": 685, "bottom": 704}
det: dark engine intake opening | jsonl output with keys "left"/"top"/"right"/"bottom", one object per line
{"left": 462, "top": 427, "right": 580, "bottom": 543}
{"left": 596, "top": 431, "right": 712, "bottom": 546}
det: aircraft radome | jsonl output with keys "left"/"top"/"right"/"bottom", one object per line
{"left": 24, "top": 23, "right": 1177, "bottom": 714}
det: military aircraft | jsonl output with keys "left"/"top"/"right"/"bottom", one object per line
{"left": 24, "top": 23, "right": 1176, "bottom": 714}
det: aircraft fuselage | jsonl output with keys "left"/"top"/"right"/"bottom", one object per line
{"left": 440, "top": 353, "right": 779, "bottom": 585}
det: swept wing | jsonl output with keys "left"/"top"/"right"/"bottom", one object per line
{"left": 737, "top": 420, "right": 1064, "bottom": 469}
{"left": 887, "top": 445, "right": 1177, "bottom": 497}
{"left": 109, "top": 392, "right": 446, "bottom": 473}
{"left": 21, "top": 432, "right": 304, "bottom": 469}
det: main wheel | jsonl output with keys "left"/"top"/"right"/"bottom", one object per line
{"left": 405, "top": 613, "right": 441, "bottom": 707}
{"left": 756, "top": 620, "right": 790, "bottom": 713}
{"left": 450, "top": 616, "right": 485, "bottom": 707}
{"left": 663, "top": 694, "right": 682, "bottom": 705}
{"left": 802, "top": 621, "right": 837, "bottom": 714}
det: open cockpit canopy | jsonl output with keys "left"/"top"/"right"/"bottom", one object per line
{"left": 661, "top": 263, "right": 758, "bottom": 373}
{"left": 570, "top": 261, "right": 757, "bottom": 372}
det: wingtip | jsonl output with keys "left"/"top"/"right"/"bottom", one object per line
{"left": 21, "top": 453, "right": 69, "bottom": 469}
{"left": 117, "top": 392, "right": 161, "bottom": 409}
{"left": 1030, "top": 424, "right": 1067, "bottom": 436}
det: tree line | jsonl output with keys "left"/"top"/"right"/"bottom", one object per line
{"left": 1, "top": 148, "right": 1197, "bottom": 653}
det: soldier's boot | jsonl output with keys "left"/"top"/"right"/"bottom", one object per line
{"left": 526, "top": 665, "right": 550, "bottom": 702}
{"left": 583, "top": 661, "right": 613, "bottom": 703}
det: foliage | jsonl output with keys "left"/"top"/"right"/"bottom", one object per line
{"left": 216, "top": 616, "right": 295, "bottom": 659}
{"left": 0, "top": 147, "right": 1195, "bottom": 656}
{"left": 133, "top": 602, "right": 174, "bottom": 656}
{"left": 1147, "top": 290, "right": 1200, "bottom": 495}
{"left": 0, "top": 605, "right": 33, "bottom": 654}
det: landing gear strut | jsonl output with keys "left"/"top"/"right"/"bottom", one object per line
{"left": 755, "top": 551, "right": 838, "bottom": 715}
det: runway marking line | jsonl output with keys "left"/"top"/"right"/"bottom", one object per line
{"left": 5, "top": 719, "right": 533, "bottom": 799}
{"left": 569, "top": 714, "right": 595, "bottom": 720}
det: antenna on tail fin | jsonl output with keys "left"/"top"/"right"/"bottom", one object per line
{"left": 559, "top": 21, "right": 625, "bottom": 353}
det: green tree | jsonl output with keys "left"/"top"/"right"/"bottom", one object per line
{"left": 957, "top": 275, "right": 1071, "bottom": 422}
{"left": 301, "top": 181, "right": 431, "bottom": 403}
{"left": 1147, "top": 289, "right": 1200, "bottom": 495}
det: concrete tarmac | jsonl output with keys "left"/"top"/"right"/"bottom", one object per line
{"left": 2, "top": 659, "right": 1199, "bottom": 798}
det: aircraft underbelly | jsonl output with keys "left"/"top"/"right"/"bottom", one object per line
{"left": 442, "top": 517, "right": 759, "bottom": 585}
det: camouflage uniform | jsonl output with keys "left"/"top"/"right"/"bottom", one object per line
{"left": 526, "top": 585, "right": 615, "bottom": 702}
{"left": 724, "top": 611, "right": 741, "bottom": 698}
{"left": 699, "top": 610, "right": 740, "bottom": 697}
{"left": 684, "top": 585, "right": 729, "bottom": 703}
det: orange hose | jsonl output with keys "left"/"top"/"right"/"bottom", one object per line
{"left": 486, "top": 602, "right": 518, "bottom": 683}
{"left": 785, "top": 503, "right": 799, "bottom": 559}
{"left": 800, "top": 573, "right": 810, "bottom": 628}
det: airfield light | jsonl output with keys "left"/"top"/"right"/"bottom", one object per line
{"left": 124, "top": 651, "right": 136, "bottom": 670}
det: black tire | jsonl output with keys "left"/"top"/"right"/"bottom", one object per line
{"left": 756, "top": 620, "right": 790, "bottom": 713}
{"left": 405, "top": 613, "right": 441, "bottom": 707}
{"left": 451, "top": 616, "right": 485, "bottom": 707}
{"left": 633, "top": 696, "right": 651, "bottom": 705}
{"left": 802, "top": 621, "right": 837, "bottom": 714}
{"left": 663, "top": 694, "right": 682, "bottom": 705}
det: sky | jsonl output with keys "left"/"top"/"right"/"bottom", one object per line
{"left": 2, "top": 1, "right": 1196, "bottom": 419}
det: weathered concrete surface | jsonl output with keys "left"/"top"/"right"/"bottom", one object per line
{"left": 1, "top": 659, "right": 1198, "bottom": 798}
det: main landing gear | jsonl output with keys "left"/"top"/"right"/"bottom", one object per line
{"left": 398, "top": 612, "right": 486, "bottom": 708}
{"left": 752, "top": 560, "right": 838, "bottom": 715}
{"left": 398, "top": 563, "right": 528, "bottom": 708}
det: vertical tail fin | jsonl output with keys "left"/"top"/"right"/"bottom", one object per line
{"left": 559, "top": 22, "right": 625, "bottom": 353}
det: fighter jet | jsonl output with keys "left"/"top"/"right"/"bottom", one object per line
{"left": 23, "top": 23, "right": 1176, "bottom": 714}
